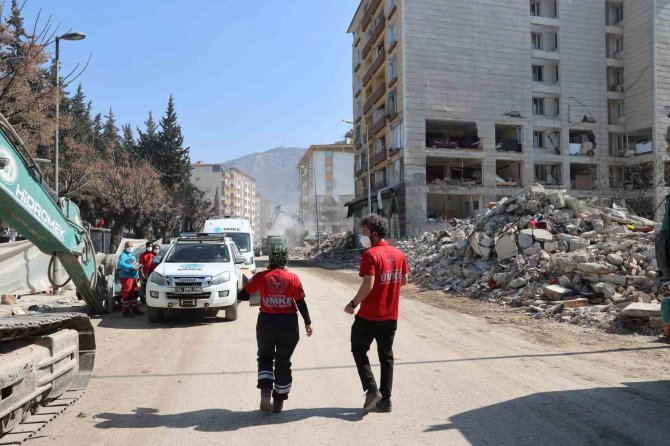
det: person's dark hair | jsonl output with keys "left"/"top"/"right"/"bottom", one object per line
{"left": 269, "top": 246, "right": 289, "bottom": 268}
{"left": 360, "top": 214, "right": 388, "bottom": 239}
{"left": 146, "top": 241, "right": 153, "bottom": 248}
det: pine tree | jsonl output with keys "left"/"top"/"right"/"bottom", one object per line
{"left": 67, "top": 84, "right": 93, "bottom": 143}
{"left": 92, "top": 113, "right": 104, "bottom": 153}
{"left": 137, "top": 111, "right": 159, "bottom": 162}
{"left": 121, "top": 123, "right": 137, "bottom": 156}
{"left": 157, "top": 95, "right": 190, "bottom": 190}
{"left": 101, "top": 108, "right": 120, "bottom": 155}
{"left": 6, "top": 0, "right": 27, "bottom": 67}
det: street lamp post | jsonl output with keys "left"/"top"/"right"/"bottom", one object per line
{"left": 53, "top": 32, "right": 85, "bottom": 294}
{"left": 342, "top": 119, "right": 371, "bottom": 215}
{"left": 301, "top": 166, "right": 320, "bottom": 252}
{"left": 54, "top": 32, "right": 86, "bottom": 198}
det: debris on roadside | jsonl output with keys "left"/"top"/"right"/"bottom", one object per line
{"left": 395, "top": 184, "right": 667, "bottom": 334}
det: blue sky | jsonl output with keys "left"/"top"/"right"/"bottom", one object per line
{"left": 20, "top": 0, "right": 359, "bottom": 162}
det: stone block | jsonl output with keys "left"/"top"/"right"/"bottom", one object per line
{"left": 544, "top": 241, "right": 558, "bottom": 253}
{"left": 578, "top": 263, "right": 617, "bottom": 274}
{"left": 543, "top": 284, "right": 573, "bottom": 301}
{"left": 563, "top": 298, "right": 589, "bottom": 308}
{"left": 526, "top": 200, "right": 540, "bottom": 213}
{"left": 509, "top": 278, "right": 528, "bottom": 289}
{"left": 621, "top": 302, "right": 661, "bottom": 318}
{"left": 532, "top": 229, "right": 554, "bottom": 242}
{"left": 600, "top": 274, "right": 626, "bottom": 285}
{"left": 548, "top": 190, "right": 566, "bottom": 208}
{"left": 518, "top": 229, "right": 534, "bottom": 249}
{"left": 495, "top": 235, "right": 518, "bottom": 260}
{"left": 570, "top": 238, "right": 590, "bottom": 252}
{"left": 564, "top": 196, "right": 581, "bottom": 213}
{"left": 606, "top": 253, "right": 624, "bottom": 266}
{"left": 1, "top": 294, "right": 17, "bottom": 305}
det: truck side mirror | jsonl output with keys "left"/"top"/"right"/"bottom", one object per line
{"left": 234, "top": 256, "right": 246, "bottom": 264}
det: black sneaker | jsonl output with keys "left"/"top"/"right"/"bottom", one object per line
{"left": 272, "top": 399, "right": 284, "bottom": 413}
{"left": 260, "top": 389, "right": 272, "bottom": 412}
{"left": 363, "top": 388, "right": 382, "bottom": 412}
{"left": 376, "top": 398, "right": 392, "bottom": 412}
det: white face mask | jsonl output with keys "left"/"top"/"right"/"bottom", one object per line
{"left": 153, "top": 249, "right": 160, "bottom": 254}
{"left": 359, "top": 235, "right": 372, "bottom": 248}
{"left": 125, "top": 247, "right": 134, "bottom": 253}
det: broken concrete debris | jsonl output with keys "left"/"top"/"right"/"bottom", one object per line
{"left": 396, "top": 184, "right": 666, "bottom": 334}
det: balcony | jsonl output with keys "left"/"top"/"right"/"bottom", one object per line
{"left": 364, "top": 83, "right": 386, "bottom": 113}
{"left": 355, "top": 155, "right": 368, "bottom": 176}
{"left": 362, "top": 15, "right": 385, "bottom": 59}
{"left": 363, "top": 50, "right": 385, "bottom": 86}
{"left": 606, "top": 58, "right": 624, "bottom": 68}
{"left": 361, "top": 0, "right": 382, "bottom": 33}
{"left": 530, "top": 15, "right": 559, "bottom": 27}
{"left": 370, "top": 114, "right": 386, "bottom": 137}
{"left": 372, "top": 179, "right": 388, "bottom": 192}
{"left": 370, "top": 149, "right": 387, "bottom": 167}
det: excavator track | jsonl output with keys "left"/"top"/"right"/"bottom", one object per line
{"left": 0, "top": 313, "right": 95, "bottom": 444}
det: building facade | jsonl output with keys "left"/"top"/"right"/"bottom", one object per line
{"left": 190, "top": 163, "right": 260, "bottom": 239}
{"left": 298, "top": 143, "right": 356, "bottom": 234}
{"left": 348, "top": 0, "right": 670, "bottom": 236}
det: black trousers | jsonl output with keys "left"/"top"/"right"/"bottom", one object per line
{"left": 256, "top": 312, "right": 300, "bottom": 401}
{"left": 351, "top": 315, "right": 397, "bottom": 399}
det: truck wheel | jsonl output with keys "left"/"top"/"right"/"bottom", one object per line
{"left": 147, "top": 306, "right": 164, "bottom": 323}
{"left": 225, "top": 299, "right": 238, "bottom": 321}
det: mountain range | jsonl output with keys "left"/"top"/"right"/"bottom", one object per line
{"left": 224, "top": 147, "right": 306, "bottom": 213}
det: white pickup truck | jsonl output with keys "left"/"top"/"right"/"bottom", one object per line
{"left": 145, "top": 235, "right": 245, "bottom": 322}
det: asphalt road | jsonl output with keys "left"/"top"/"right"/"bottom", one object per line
{"left": 27, "top": 263, "right": 670, "bottom": 446}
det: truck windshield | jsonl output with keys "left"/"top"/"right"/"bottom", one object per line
{"left": 228, "top": 233, "right": 251, "bottom": 253}
{"left": 165, "top": 244, "right": 230, "bottom": 263}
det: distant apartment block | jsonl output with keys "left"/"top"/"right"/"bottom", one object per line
{"left": 298, "top": 143, "right": 355, "bottom": 234}
{"left": 190, "top": 163, "right": 260, "bottom": 239}
{"left": 348, "top": 0, "right": 670, "bottom": 236}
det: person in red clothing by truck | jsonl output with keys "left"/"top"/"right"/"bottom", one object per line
{"left": 138, "top": 242, "right": 161, "bottom": 277}
{"left": 344, "top": 214, "right": 408, "bottom": 413}
{"left": 138, "top": 241, "right": 155, "bottom": 277}
{"left": 138, "top": 243, "right": 161, "bottom": 302}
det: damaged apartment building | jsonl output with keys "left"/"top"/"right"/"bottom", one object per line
{"left": 298, "top": 143, "right": 355, "bottom": 234}
{"left": 347, "top": 0, "right": 670, "bottom": 237}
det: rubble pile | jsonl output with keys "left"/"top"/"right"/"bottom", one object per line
{"left": 312, "top": 232, "right": 352, "bottom": 252}
{"left": 307, "top": 232, "right": 361, "bottom": 269}
{"left": 397, "top": 184, "right": 666, "bottom": 333}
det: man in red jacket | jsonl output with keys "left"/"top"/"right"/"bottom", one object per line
{"left": 345, "top": 214, "right": 408, "bottom": 413}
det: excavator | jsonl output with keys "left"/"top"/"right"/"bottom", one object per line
{"left": 0, "top": 113, "right": 111, "bottom": 442}
{"left": 266, "top": 204, "right": 310, "bottom": 247}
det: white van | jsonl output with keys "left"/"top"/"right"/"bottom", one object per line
{"left": 202, "top": 217, "right": 256, "bottom": 274}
